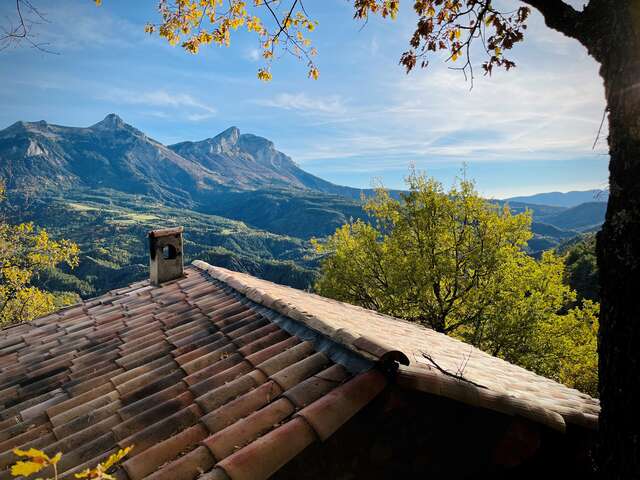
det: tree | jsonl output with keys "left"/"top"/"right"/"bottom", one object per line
{"left": 315, "top": 172, "right": 531, "bottom": 333}
{"left": 314, "top": 172, "right": 598, "bottom": 394}
{"left": 0, "top": 184, "right": 80, "bottom": 326}
{"left": 561, "top": 233, "right": 600, "bottom": 303}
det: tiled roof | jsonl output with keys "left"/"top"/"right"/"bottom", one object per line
{"left": 0, "top": 266, "right": 385, "bottom": 480}
{"left": 0, "top": 260, "right": 599, "bottom": 479}
{"left": 194, "top": 261, "right": 600, "bottom": 432}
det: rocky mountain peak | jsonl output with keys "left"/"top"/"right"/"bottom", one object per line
{"left": 91, "top": 113, "right": 126, "bottom": 130}
{"left": 214, "top": 126, "right": 240, "bottom": 144}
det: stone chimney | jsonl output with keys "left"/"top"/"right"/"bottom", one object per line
{"left": 148, "top": 227, "right": 184, "bottom": 286}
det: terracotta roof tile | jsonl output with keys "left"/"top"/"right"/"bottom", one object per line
{"left": 296, "top": 369, "right": 387, "bottom": 441}
{"left": 53, "top": 400, "right": 122, "bottom": 439}
{"left": 123, "top": 423, "right": 209, "bottom": 480}
{"left": 283, "top": 364, "right": 350, "bottom": 409}
{"left": 200, "top": 380, "right": 283, "bottom": 434}
{"left": 119, "top": 369, "right": 185, "bottom": 406}
{"left": 118, "top": 382, "right": 188, "bottom": 421}
{"left": 195, "top": 370, "right": 267, "bottom": 413}
{"left": 216, "top": 416, "right": 316, "bottom": 480}
{"left": 270, "top": 352, "right": 331, "bottom": 391}
{"left": 0, "top": 261, "right": 596, "bottom": 479}
{"left": 183, "top": 353, "right": 245, "bottom": 387}
{"left": 0, "top": 423, "right": 50, "bottom": 454}
{"left": 254, "top": 340, "right": 316, "bottom": 376}
{"left": 144, "top": 445, "right": 215, "bottom": 480}
{"left": 203, "top": 397, "right": 295, "bottom": 460}
{"left": 49, "top": 389, "right": 119, "bottom": 427}
{"left": 194, "top": 261, "right": 600, "bottom": 431}
{"left": 113, "top": 391, "right": 195, "bottom": 440}
{"left": 189, "top": 361, "right": 253, "bottom": 398}
{"left": 197, "top": 469, "right": 231, "bottom": 480}
{"left": 56, "top": 431, "right": 115, "bottom": 474}
{"left": 119, "top": 404, "right": 202, "bottom": 454}
{"left": 243, "top": 336, "right": 300, "bottom": 367}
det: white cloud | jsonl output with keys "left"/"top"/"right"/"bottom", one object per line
{"left": 98, "top": 88, "right": 216, "bottom": 121}
{"left": 245, "top": 48, "right": 261, "bottom": 62}
{"left": 186, "top": 112, "right": 216, "bottom": 122}
{"left": 257, "top": 93, "right": 347, "bottom": 115}
{"left": 269, "top": 3, "right": 607, "bottom": 175}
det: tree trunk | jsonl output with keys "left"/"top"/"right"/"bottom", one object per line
{"left": 595, "top": 2, "right": 640, "bottom": 477}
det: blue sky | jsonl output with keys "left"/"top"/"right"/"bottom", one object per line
{"left": 0, "top": 0, "right": 608, "bottom": 198}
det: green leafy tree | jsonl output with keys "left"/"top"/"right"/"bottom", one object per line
{"left": 315, "top": 171, "right": 534, "bottom": 334}
{"left": 562, "top": 234, "right": 599, "bottom": 303}
{"left": 315, "top": 172, "right": 597, "bottom": 394}
{"left": 0, "top": 184, "right": 80, "bottom": 326}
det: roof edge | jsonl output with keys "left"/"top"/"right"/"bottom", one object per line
{"left": 192, "top": 261, "right": 410, "bottom": 368}
{"left": 397, "top": 365, "right": 570, "bottom": 432}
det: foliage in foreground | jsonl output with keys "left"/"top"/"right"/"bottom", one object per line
{"left": 0, "top": 184, "right": 80, "bottom": 327}
{"left": 560, "top": 233, "right": 599, "bottom": 303}
{"left": 314, "top": 172, "right": 599, "bottom": 395}
{"left": 11, "top": 445, "right": 132, "bottom": 480}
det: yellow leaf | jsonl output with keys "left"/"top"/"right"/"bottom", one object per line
{"left": 12, "top": 448, "right": 48, "bottom": 461}
{"left": 100, "top": 446, "right": 133, "bottom": 471}
{"left": 11, "top": 460, "right": 46, "bottom": 477}
{"left": 257, "top": 68, "right": 272, "bottom": 81}
{"left": 75, "top": 468, "right": 91, "bottom": 478}
{"left": 50, "top": 452, "right": 62, "bottom": 465}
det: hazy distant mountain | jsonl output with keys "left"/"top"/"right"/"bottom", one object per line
{"left": 505, "top": 189, "right": 608, "bottom": 208}
{"left": 538, "top": 202, "right": 607, "bottom": 232}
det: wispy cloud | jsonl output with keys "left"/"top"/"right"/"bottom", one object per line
{"left": 256, "top": 92, "right": 347, "bottom": 115}
{"left": 97, "top": 88, "right": 216, "bottom": 121}
{"left": 285, "top": 60, "right": 606, "bottom": 169}
{"left": 5, "top": 0, "right": 143, "bottom": 52}
{"left": 245, "top": 48, "right": 261, "bottom": 62}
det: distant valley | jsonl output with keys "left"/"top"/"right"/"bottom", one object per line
{"left": 0, "top": 115, "right": 608, "bottom": 298}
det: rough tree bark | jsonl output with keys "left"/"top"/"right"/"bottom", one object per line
{"left": 522, "top": 1, "right": 640, "bottom": 478}
{"left": 596, "top": 3, "right": 640, "bottom": 478}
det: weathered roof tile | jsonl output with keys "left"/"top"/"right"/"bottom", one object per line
{"left": 216, "top": 416, "right": 316, "bottom": 480}
{"left": 123, "top": 424, "right": 209, "bottom": 480}
{"left": 0, "top": 261, "right": 598, "bottom": 479}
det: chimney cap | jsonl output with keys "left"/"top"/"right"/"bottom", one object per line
{"left": 149, "top": 226, "right": 184, "bottom": 238}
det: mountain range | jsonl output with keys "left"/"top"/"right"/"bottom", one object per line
{"left": 0, "top": 114, "right": 366, "bottom": 204}
{"left": 0, "top": 114, "right": 608, "bottom": 296}
{"left": 505, "top": 189, "right": 608, "bottom": 208}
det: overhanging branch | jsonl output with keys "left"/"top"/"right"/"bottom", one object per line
{"left": 521, "top": 0, "right": 587, "bottom": 45}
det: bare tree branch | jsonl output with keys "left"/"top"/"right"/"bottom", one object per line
{"left": 0, "top": 0, "right": 57, "bottom": 53}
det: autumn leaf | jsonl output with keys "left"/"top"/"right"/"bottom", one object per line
{"left": 257, "top": 68, "right": 272, "bottom": 81}
{"left": 11, "top": 460, "right": 46, "bottom": 477}
{"left": 75, "top": 446, "right": 133, "bottom": 479}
